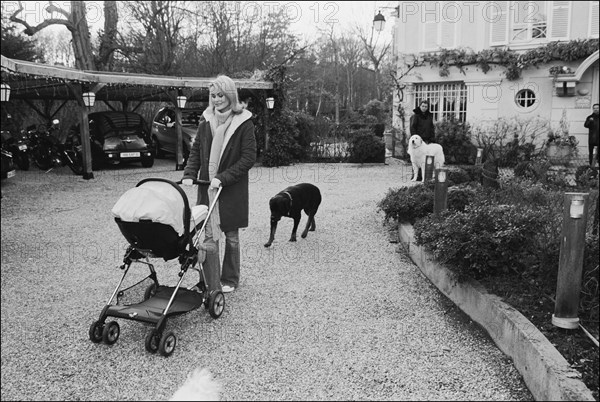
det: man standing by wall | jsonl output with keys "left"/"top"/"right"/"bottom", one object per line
{"left": 410, "top": 100, "right": 435, "bottom": 143}
{"left": 584, "top": 103, "right": 599, "bottom": 166}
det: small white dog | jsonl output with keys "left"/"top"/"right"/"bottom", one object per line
{"left": 169, "top": 368, "right": 222, "bottom": 401}
{"left": 407, "top": 134, "right": 446, "bottom": 182}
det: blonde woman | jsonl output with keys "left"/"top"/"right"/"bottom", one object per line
{"left": 182, "top": 75, "right": 256, "bottom": 293}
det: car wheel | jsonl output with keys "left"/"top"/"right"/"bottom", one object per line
{"left": 142, "top": 156, "right": 154, "bottom": 168}
{"left": 152, "top": 136, "right": 164, "bottom": 158}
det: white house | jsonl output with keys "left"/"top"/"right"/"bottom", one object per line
{"left": 389, "top": 1, "right": 599, "bottom": 157}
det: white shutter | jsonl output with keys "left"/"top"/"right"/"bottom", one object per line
{"left": 549, "top": 1, "right": 571, "bottom": 40}
{"left": 489, "top": 1, "right": 509, "bottom": 46}
{"left": 441, "top": 3, "right": 457, "bottom": 48}
{"left": 590, "top": 2, "right": 599, "bottom": 38}
{"left": 423, "top": 11, "right": 439, "bottom": 50}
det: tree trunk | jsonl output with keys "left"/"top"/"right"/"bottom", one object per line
{"left": 69, "top": 1, "right": 95, "bottom": 70}
{"left": 97, "top": 1, "right": 118, "bottom": 71}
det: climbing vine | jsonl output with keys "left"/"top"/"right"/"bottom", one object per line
{"left": 420, "top": 38, "right": 599, "bottom": 81}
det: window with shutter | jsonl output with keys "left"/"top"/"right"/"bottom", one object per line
{"left": 489, "top": 1, "right": 509, "bottom": 46}
{"left": 590, "top": 2, "right": 599, "bottom": 38}
{"left": 510, "top": 1, "right": 548, "bottom": 42}
{"left": 441, "top": 4, "right": 457, "bottom": 48}
{"left": 548, "top": 1, "right": 570, "bottom": 40}
{"left": 422, "top": 1, "right": 456, "bottom": 51}
{"left": 423, "top": 6, "right": 439, "bottom": 51}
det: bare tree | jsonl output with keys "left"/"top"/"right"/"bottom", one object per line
{"left": 338, "top": 35, "right": 362, "bottom": 112}
{"left": 117, "top": 1, "right": 192, "bottom": 75}
{"left": 10, "top": 1, "right": 97, "bottom": 70}
{"left": 354, "top": 23, "right": 391, "bottom": 101}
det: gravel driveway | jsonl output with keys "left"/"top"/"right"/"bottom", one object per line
{"left": 1, "top": 159, "right": 532, "bottom": 401}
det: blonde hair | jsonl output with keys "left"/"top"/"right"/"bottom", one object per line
{"left": 208, "top": 75, "right": 243, "bottom": 114}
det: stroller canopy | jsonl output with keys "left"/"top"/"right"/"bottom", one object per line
{"left": 112, "top": 180, "right": 187, "bottom": 236}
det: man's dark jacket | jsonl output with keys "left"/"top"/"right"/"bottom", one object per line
{"left": 409, "top": 107, "right": 435, "bottom": 143}
{"left": 584, "top": 113, "right": 599, "bottom": 146}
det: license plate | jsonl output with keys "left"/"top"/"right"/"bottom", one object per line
{"left": 18, "top": 144, "right": 27, "bottom": 151}
{"left": 121, "top": 152, "right": 140, "bottom": 158}
{"left": 7, "top": 170, "right": 16, "bottom": 178}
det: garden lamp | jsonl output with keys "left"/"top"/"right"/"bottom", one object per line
{"left": 569, "top": 197, "right": 584, "bottom": 219}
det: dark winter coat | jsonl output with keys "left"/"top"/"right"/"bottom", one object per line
{"left": 409, "top": 107, "right": 435, "bottom": 143}
{"left": 183, "top": 108, "right": 256, "bottom": 232}
{"left": 584, "top": 113, "right": 599, "bottom": 146}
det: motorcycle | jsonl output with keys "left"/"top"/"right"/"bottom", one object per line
{"left": 28, "top": 119, "right": 83, "bottom": 175}
{"left": 0, "top": 114, "right": 30, "bottom": 170}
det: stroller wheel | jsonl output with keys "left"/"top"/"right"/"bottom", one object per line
{"left": 145, "top": 330, "right": 160, "bottom": 354}
{"left": 88, "top": 320, "right": 104, "bottom": 343}
{"left": 159, "top": 332, "right": 177, "bottom": 357}
{"left": 144, "top": 283, "right": 158, "bottom": 301}
{"left": 102, "top": 321, "right": 120, "bottom": 345}
{"left": 208, "top": 291, "right": 225, "bottom": 319}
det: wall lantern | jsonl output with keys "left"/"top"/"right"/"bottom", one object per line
{"left": 266, "top": 97, "right": 275, "bottom": 109}
{"left": 373, "top": 11, "right": 386, "bottom": 32}
{"left": 177, "top": 95, "right": 187, "bottom": 109}
{"left": 426, "top": 155, "right": 433, "bottom": 165}
{"left": 1, "top": 83, "right": 11, "bottom": 102}
{"left": 569, "top": 197, "right": 585, "bottom": 219}
{"left": 82, "top": 92, "right": 96, "bottom": 108}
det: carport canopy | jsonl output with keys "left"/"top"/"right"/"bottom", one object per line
{"left": 1, "top": 55, "right": 274, "bottom": 179}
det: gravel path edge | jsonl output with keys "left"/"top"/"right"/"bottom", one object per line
{"left": 398, "top": 224, "right": 596, "bottom": 401}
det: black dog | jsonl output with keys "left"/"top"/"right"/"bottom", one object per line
{"left": 264, "top": 183, "right": 322, "bottom": 247}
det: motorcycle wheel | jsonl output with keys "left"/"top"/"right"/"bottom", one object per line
{"left": 64, "top": 150, "right": 83, "bottom": 175}
{"left": 32, "top": 149, "right": 51, "bottom": 170}
{"left": 17, "top": 152, "right": 30, "bottom": 171}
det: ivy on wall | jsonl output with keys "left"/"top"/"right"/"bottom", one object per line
{"left": 420, "top": 38, "right": 599, "bottom": 81}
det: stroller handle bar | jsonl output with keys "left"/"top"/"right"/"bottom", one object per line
{"left": 176, "top": 179, "right": 212, "bottom": 186}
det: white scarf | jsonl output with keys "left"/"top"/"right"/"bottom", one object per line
{"left": 207, "top": 108, "right": 233, "bottom": 242}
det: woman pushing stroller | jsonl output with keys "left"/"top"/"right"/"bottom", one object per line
{"left": 182, "top": 75, "right": 257, "bottom": 294}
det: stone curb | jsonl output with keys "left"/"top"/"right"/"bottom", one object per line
{"left": 398, "top": 223, "right": 595, "bottom": 402}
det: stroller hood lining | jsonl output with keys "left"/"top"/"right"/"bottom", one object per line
{"left": 112, "top": 181, "right": 191, "bottom": 236}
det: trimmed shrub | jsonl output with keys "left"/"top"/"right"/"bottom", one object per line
{"left": 348, "top": 131, "right": 385, "bottom": 163}
{"left": 435, "top": 115, "right": 476, "bottom": 164}
{"left": 446, "top": 168, "right": 474, "bottom": 186}
{"left": 447, "top": 185, "right": 478, "bottom": 212}
{"left": 413, "top": 204, "right": 549, "bottom": 280}
{"left": 262, "top": 109, "right": 302, "bottom": 167}
{"left": 377, "top": 184, "right": 434, "bottom": 224}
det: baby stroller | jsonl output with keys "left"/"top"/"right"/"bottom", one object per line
{"left": 88, "top": 178, "right": 223, "bottom": 357}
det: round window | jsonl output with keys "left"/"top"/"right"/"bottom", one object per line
{"left": 515, "top": 89, "right": 536, "bottom": 108}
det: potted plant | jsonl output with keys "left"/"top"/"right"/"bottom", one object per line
{"left": 545, "top": 109, "right": 578, "bottom": 165}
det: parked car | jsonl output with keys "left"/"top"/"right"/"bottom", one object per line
{"left": 73, "top": 111, "right": 154, "bottom": 169}
{"left": 151, "top": 107, "right": 204, "bottom": 162}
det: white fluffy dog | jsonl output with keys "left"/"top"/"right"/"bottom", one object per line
{"left": 407, "top": 134, "right": 446, "bottom": 182}
{"left": 169, "top": 368, "right": 222, "bottom": 401}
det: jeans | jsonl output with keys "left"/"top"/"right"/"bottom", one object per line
{"left": 203, "top": 223, "right": 240, "bottom": 291}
